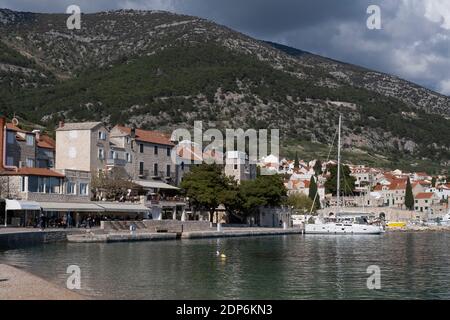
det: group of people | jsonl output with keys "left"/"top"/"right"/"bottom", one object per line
{"left": 38, "top": 212, "right": 74, "bottom": 230}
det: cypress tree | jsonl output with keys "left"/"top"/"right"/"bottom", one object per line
{"left": 405, "top": 178, "right": 414, "bottom": 210}
{"left": 313, "top": 159, "right": 323, "bottom": 176}
{"left": 294, "top": 152, "right": 300, "bottom": 170}
{"left": 308, "top": 175, "right": 320, "bottom": 209}
{"left": 431, "top": 177, "right": 437, "bottom": 188}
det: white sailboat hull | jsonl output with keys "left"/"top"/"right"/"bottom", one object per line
{"left": 305, "top": 223, "right": 384, "bottom": 235}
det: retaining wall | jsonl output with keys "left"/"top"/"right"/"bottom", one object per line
{"left": 101, "top": 220, "right": 212, "bottom": 233}
{"left": 0, "top": 230, "right": 82, "bottom": 249}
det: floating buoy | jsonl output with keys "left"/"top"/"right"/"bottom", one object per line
{"left": 216, "top": 251, "right": 226, "bottom": 259}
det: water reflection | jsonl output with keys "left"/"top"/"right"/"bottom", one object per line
{"left": 1, "top": 233, "right": 450, "bottom": 299}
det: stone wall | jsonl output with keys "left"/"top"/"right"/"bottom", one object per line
{"left": 101, "top": 220, "right": 212, "bottom": 233}
{"left": 0, "top": 230, "right": 83, "bottom": 249}
{"left": 20, "top": 191, "right": 90, "bottom": 203}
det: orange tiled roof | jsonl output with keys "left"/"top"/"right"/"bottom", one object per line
{"left": 37, "top": 135, "right": 56, "bottom": 149}
{"left": 373, "top": 185, "right": 383, "bottom": 191}
{"left": 415, "top": 192, "right": 434, "bottom": 200}
{"left": 0, "top": 167, "right": 64, "bottom": 177}
{"left": 115, "top": 125, "right": 174, "bottom": 146}
{"left": 6, "top": 123, "right": 27, "bottom": 133}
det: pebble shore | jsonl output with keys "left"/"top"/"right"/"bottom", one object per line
{"left": 0, "top": 264, "right": 86, "bottom": 300}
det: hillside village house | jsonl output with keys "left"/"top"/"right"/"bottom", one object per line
{"left": 414, "top": 192, "right": 440, "bottom": 214}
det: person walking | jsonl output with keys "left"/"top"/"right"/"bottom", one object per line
{"left": 67, "top": 212, "right": 73, "bottom": 228}
{"left": 39, "top": 213, "right": 46, "bottom": 231}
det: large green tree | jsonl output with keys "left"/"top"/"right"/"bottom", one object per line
{"left": 325, "top": 164, "right": 356, "bottom": 196}
{"left": 181, "top": 164, "right": 232, "bottom": 222}
{"left": 239, "top": 174, "right": 287, "bottom": 215}
{"left": 308, "top": 175, "right": 320, "bottom": 210}
{"left": 286, "top": 193, "right": 314, "bottom": 214}
{"left": 405, "top": 178, "right": 415, "bottom": 210}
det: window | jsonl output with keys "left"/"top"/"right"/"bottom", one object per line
{"left": 126, "top": 153, "right": 132, "bottom": 163}
{"left": 21, "top": 177, "right": 26, "bottom": 192}
{"left": 166, "top": 165, "right": 171, "bottom": 177}
{"left": 26, "top": 158, "right": 35, "bottom": 168}
{"left": 6, "top": 131, "right": 15, "bottom": 144}
{"left": 26, "top": 134, "right": 35, "bottom": 146}
{"left": 6, "top": 156, "right": 14, "bottom": 166}
{"left": 79, "top": 183, "right": 89, "bottom": 196}
{"left": 154, "top": 146, "right": 158, "bottom": 155}
{"left": 109, "top": 150, "right": 117, "bottom": 160}
{"left": 126, "top": 137, "right": 130, "bottom": 144}
{"left": 30, "top": 177, "right": 59, "bottom": 194}
{"left": 98, "top": 131, "right": 106, "bottom": 140}
{"left": 139, "top": 162, "right": 144, "bottom": 175}
{"left": 67, "top": 182, "right": 76, "bottom": 195}
{"left": 98, "top": 148, "right": 105, "bottom": 159}
{"left": 167, "top": 147, "right": 171, "bottom": 157}
{"left": 140, "top": 144, "right": 144, "bottom": 153}
{"left": 154, "top": 163, "right": 158, "bottom": 176}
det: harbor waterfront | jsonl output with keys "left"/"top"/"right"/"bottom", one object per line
{"left": 2, "top": 232, "right": 450, "bottom": 300}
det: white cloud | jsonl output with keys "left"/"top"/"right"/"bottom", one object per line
{"left": 439, "top": 79, "right": 450, "bottom": 95}
{"left": 423, "top": 0, "right": 450, "bottom": 29}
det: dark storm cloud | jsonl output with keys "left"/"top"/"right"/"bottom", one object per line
{"left": 0, "top": 0, "right": 449, "bottom": 94}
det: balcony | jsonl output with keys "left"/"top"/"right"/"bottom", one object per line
{"left": 106, "top": 158, "right": 127, "bottom": 167}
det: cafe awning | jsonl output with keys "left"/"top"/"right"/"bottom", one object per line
{"left": 5, "top": 200, "right": 41, "bottom": 211}
{"left": 96, "top": 203, "right": 150, "bottom": 213}
{"left": 39, "top": 202, "right": 104, "bottom": 212}
{"left": 133, "top": 180, "right": 179, "bottom": 191}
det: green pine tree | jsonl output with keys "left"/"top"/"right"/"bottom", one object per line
{"left": 405, "top": 178, "right": 415, "bottom": 210}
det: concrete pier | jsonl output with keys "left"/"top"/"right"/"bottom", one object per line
{"left": 67, "top": 232, "right": 177, "bottom": 243}
{"left": 182, "top": 228, "right": 303, "bottom": 239}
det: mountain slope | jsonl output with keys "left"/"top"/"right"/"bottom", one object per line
{"left": 0, "top": 9, "right": 449, "bottom": 170}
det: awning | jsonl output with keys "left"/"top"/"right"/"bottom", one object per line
{"left": 39, "top": 202, "right": 104, "bottom": 212}
{"left": 96, "top": 203, "right": 150, "bottom": 213}
{"left": 133, "top": 180, "right": 179, "bottom": 190}
{"left": 5, "top": 200, "right": 41, "bottom": 211}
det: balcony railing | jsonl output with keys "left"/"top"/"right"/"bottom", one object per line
{"left": 106, "top": 158, "right": 127, "bottom": 167}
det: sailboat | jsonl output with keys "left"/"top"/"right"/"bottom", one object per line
{"left": 304, "top": 115, "right": 384, "bottom": 235}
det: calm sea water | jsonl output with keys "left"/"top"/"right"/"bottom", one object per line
{"left": 1, "top": 232, "right": 450, "bottom": 299}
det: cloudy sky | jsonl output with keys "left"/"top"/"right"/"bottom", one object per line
{"left": 1, "top": 0, "right": 449, "bottom": 95}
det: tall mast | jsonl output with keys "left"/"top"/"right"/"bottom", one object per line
{"left": 337, "top": 115, "right": 342, "bottom": 212}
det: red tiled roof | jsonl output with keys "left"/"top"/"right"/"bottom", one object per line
{"left": 37, "top": 135, "right": 56, "bottom": 149}
{"left": 415, "top": 192, "right": 434, "bottom": 200}
{"left": 0, "top": 168, "right": 64, "bottom": 177}
{"left": 6, "top": 123, "right": 27, "bottom": 133}
{"left": 115, "top": 126, "right": 174, "bottom": 146}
